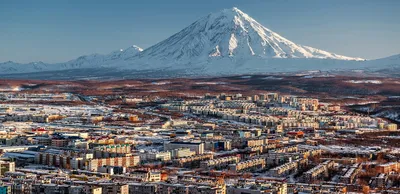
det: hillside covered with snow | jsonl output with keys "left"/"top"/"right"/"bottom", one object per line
{"left": 0, "top": 7, "right": 399, "bottom": 79}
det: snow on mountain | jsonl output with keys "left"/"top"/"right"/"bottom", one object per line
{"left": 0, "top": 7, "right": 398, "bottom": 78}
{"left": 0, "top": 45, "right": 143, "bottom": 74}
{"left": 61, "top": 45, "right": 143, "bottom": 69}
{"left": 0, "top": 61, "right": 51, "bottom": 73}
{"left": 108, "top": 45, "right": 143, "bottom": 60}
{"left": 367, "top": 54, "right": 400, "bottom": 65}
{"left": 361, "top": 54, "right": 400, "bottom": 75}
{"left": 135, "top": 7, "right": 364, "bottom": 64}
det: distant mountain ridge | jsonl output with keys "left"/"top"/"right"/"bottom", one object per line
{"left": 0, "top": 7, "right": 398, "bottom": 79}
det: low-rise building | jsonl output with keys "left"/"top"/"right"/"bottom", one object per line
{"left": 164, "top": 141, "right": 204, "bottom": 155}
{"left": 200, "top": 156, "right": 240, "bottom": 170}
{"left": 229, "top": 158, "right": 265, "bottom": 172}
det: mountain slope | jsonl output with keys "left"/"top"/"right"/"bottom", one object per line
{"left": 60, "top": 45, "right": 143, "bottom": 69}
{"left": 135, "top": 7, "right": 364, "bottom": 65}
{"left": 1, "top": 7, "right": 399, "bottom": 79}
{"left": 0, "top": 45, "right": 143, "bottom": 74}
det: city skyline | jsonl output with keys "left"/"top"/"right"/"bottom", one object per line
{"left": 0, "top": 1, "right": 399, "bottom": 193}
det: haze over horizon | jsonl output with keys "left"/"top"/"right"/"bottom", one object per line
{"left": 1, "top": 0, "right": 399, "bottom": 63}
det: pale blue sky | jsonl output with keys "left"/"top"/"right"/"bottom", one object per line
{"left": 1, "top": 0, "right": 399, "bottom": 63}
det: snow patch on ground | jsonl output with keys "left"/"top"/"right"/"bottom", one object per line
{"left": 262, "top": 76, "right": 283, "bottom": 80}
{"left": 240, "top": 76, "right": 252, "bottom": 79}
{"left": 345, "top": 80, "right": 382, "bottom": 84}
{"left": 195, "top": 82, "right": 226, "bottom": 85}
{"left": 151, "top": 81, "right": 171, "bottom": 85}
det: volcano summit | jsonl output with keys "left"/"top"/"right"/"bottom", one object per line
{"left": 1, "top": 7, "right": 399, "bottom": 79}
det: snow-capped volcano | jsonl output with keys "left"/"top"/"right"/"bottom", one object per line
{"left": 138, "top": 7, "right": 364, "bottom": 61}
{"left": 1, "top": 7, "right": 399, "bottom": 79}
